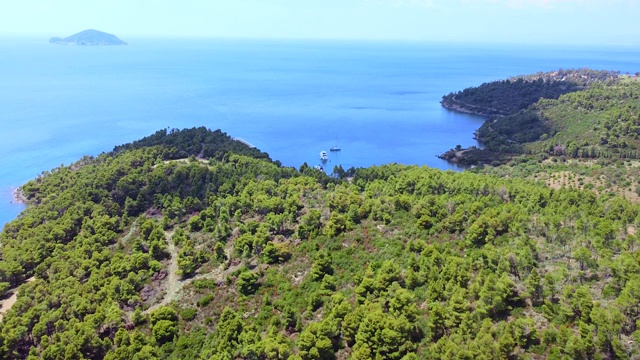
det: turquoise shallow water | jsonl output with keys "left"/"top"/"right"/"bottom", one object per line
{"left": 1, "top": 38, "right": 639, "bottom": 226}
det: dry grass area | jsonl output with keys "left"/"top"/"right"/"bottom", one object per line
{"left": 542, "top": 170, "right": 640, "bottom": 203}
{"left": 156, "top": 157, "right": 211, "bottom": 168}
{"left": 526, "top": 159, "right": 640, "bottom": 204}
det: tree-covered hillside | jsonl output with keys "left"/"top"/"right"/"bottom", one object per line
{"left": 2, "top": 128, "right": 640, "bottom": 359}
{"left": 441, "top": 68, "right": 620, "bottom": 117}
{"left": 441, "top": 70, "right": 640, "bottom": 165}
{"left": 112, "top": 127, "right": 272, "bottom": 163}
{"left": 476, "top": 78, "right": 640, "bottom": 158}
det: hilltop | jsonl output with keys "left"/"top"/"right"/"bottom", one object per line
{"left": 49, "top": 29, "right": 127, "bottom": 46}
{"left": 1, "top": 127, "right": 640, "bottom": 359}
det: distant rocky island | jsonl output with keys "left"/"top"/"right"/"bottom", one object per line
{"left": 49, "top": 29, "right": 127, "bottom": 46}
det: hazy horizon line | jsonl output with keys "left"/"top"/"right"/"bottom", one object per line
{"left": 1, "top": 32, "right": 638, "bottom": 49}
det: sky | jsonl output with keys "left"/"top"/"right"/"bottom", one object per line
{"left": 1, "top": 0, "right": 639, "bottom": 45}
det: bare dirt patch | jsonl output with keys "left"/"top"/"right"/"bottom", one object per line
{"left": 0, "top": 277, "right": 35, "bottom": 321}
{"left": 628, "top": 225, "right": 636, "bottom": 236}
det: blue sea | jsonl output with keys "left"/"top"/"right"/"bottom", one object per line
{"left": 1, "top": 37, "right": 639, "bottom": 226}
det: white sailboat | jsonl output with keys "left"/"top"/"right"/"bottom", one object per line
{"left": 330, "top": 137, "right": 341, "bottom": 152}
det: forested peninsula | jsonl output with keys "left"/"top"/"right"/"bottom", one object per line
{"left": 2, "top": 126, "right": 640, "bottom": 359}
{"left": 440, "top": 68, "right": 640, "bottom": 166}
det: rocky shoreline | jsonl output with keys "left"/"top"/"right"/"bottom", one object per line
{"left": 438, "top": 146, "right": 512, "bottom": 167}
{"left": 440, "top": 98, "right": 507, "bottom": 118}
{"left": 11, "top": 188, "right": 27, "bottom": 205}
{"left": 440, "top": 101, "right": 488, "bottom": 117}
{"left": 438, "top": 148, "right": 468, "bottom": 164}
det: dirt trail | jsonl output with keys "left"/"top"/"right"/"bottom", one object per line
{"left": 121, "top": 220, "right": 138, "bottom": 243}
{"left": 145, "top": 230, "right": 178, "bottom": 314}
{"left": 0, "top": 277, "right": 35, "bottom": 321}
{"left": 144, "top": 234, "right": 239, "bottom": 314}
{"left": 197, "top": 142, "right": 205, "bottom": 159}
{"left": 180, "top": 256, "right": 241, "bottom": 289}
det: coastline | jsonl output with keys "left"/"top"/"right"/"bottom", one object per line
{"left": 438, "top": 100, "right": 494, "bottom": 166}
{"left": 438, "top": 147, "right": 477, "bottom": 165}
{"left": 441, "top": 102, "right": 488, "bottom": 117}
{"left": 10, "top": 188, "right": 26, "bottom": 205}
{"left": 438, "top": 146, "right": 511, "bottom": 167}
{"left": 440, "top": 98, "right": 506, "bottom": 118}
